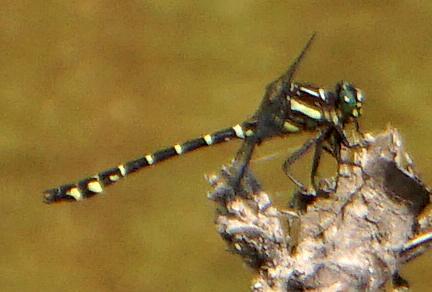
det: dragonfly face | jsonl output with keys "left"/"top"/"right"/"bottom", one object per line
{"left": 335, "top": 81, "right": 365, "bottom": 123}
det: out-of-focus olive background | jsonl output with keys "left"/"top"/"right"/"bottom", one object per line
{"left": 1, "top": 1, "right": 432, "bottom": 291}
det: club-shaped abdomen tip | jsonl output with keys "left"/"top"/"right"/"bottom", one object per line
{"left": 42, "top": 189, "right": 59, "bottom": 204}
{"left": 42, "top": 187, "right": 77, "bottom": 204}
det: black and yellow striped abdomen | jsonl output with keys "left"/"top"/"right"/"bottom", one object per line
{"left": 43, "top": 125, "right": 253, "bottom": 203}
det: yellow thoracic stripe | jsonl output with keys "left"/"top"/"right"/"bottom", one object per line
{"left": 300, "top": 86, "right": 319, "bottom": 97}
{"left": 318, "top": 88, "right": 327, "bottom": 101}
{"left": 290, "top": 99, "right": 322, "bottom": 120}
{"left": 331, "top": 110, "right": 339, "bottom": 125}
{"left": 283, "top": 121, "right": 300, "bottom": 132}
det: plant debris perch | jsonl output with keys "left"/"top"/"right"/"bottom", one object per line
{"left": 208, "top": 128, "right": 431, "bottom": 291}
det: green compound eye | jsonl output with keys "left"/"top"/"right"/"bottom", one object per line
{"left": 356, "top": 89, "right": 365, "bottom": 104}
{"left": 336, "top": 81, "right": 364, "bottom": 118}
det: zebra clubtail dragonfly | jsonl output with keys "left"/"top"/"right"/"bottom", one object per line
{"left": 43, "top": 34, "right": 365, "bottom": 204}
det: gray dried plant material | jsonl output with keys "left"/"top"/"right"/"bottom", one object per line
{"left": 208, "top": 128, "right": 431, "bottom": 291}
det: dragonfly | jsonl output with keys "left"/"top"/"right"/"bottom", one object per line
{"left": 43, "top": 33, "right": 365, "bottom": 204}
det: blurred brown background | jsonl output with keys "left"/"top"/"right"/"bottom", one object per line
{"left": 1, "top": 1, "right": 432, "bottom": 291}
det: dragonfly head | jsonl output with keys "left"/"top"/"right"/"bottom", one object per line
{"left": 335, "top": 81, "right": 365, "bottom": 122}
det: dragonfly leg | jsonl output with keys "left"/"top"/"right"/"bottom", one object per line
{"left": 282, "top": 137, "right": 316, "bottom": 193}
{"left": 229, "top": 136, "right": 258, "bottom": 191}
{"left": 283, "top": 128, "right": 332, "bottom": 194}
{"left": 310, "top": 139, "right": 323, "bottom": 192}
{"left": 335, "top": 124, "right": 368, "bottom": 149}
{"left": 392, "top": 272, "right": 410, "bottom": 291}
{"left": 307, "top": 133, "right": 336, "bottom": 196}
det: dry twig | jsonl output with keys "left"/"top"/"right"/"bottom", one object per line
{"left": 208, "top": 128, "right": 431, "bottom": 291}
